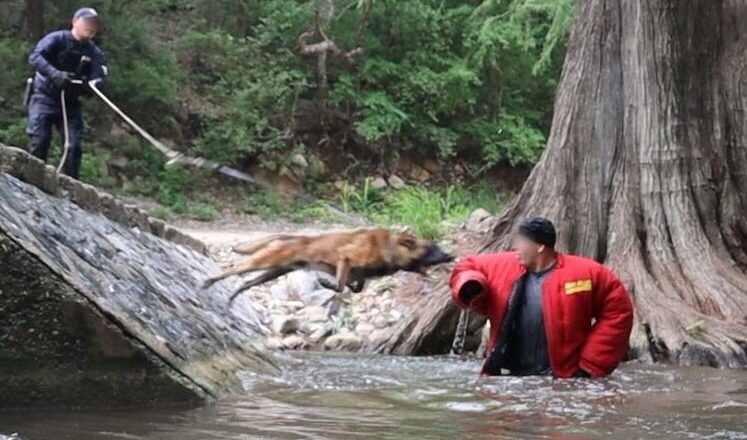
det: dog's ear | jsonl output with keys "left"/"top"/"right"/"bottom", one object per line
{"left": 397, "top": 233, "right": 418, "bottom": 250}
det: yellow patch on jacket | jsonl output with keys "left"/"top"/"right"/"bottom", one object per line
{"left": 564, "top": 279, "right": 592, "bottom": 295}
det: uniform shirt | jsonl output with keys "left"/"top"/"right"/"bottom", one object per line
{"left": 28, "top": 30, "right": 106, "bottom": 101}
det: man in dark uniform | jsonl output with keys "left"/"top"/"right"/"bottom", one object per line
{"left": 26, "top": 7, "right": 107, "bottom": 179}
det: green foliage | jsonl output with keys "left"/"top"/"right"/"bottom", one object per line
{"left": 339, "top": 178, "right": 384, "bottom": 218}
{"left": 337, "top": 179, "right": 505, "bottom": 240}
{"left": 0, "top": 0, "right": 571, "bottom": 210}
{"left": 237, "top": 187, "right": 284, "bottom": 217}
{"left": 149, "top": 205, "right": 173, "bottom": 221}
{"left": 190, "top": 202, "right": 219, "bottom": 222}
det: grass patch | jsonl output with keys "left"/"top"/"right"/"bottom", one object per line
{"left": 335, "top": 179, "right": 506, "bottom": 240}
{"left": 190, "top": 203, "right": 219, "bottom": 222}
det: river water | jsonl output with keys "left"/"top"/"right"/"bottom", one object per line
{"left": 1, "top": 352, "right": 745, "bottom": 440}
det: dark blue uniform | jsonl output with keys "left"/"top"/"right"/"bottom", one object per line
{"left": 26, "top": 30, "right": 106, "bottom": 179}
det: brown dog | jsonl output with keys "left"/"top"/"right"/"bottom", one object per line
{"left": 202, "top": 228, "right": 454, "bottom": 304}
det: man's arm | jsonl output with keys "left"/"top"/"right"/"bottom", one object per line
{"left": 449, "top": 255, "right": 491, "bottom": 316}
{"left": 28, "top": 31, "right": 65, "bottom": 80}
{"left": 578, "top": 266, "right": 634, "bottom": 377}
{"left": 87, "top": 46, "right": 107, "bottom": 88}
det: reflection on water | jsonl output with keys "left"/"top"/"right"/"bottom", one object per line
{"left": 1, "top": 352, "right": 745, "bottom": 439}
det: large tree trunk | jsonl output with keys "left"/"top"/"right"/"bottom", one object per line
{"left": 25, "top": 0, "right": 44, "bottom": 39}
{"left": 484, "top": 0, "right": 747, "bottom": 367}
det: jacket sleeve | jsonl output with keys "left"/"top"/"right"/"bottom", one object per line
{"left": 579, "top": 266, "right": 634, "bottom": 377}
{"left": 88, "top": 46, "right": 107, "bottom": 86}
{"left": 449, "top": 255, "right": 491, "bottom": 316}
{"left": 29, "top": 31, "right": 64, "bottom": 79}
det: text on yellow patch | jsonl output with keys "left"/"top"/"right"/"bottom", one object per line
{"left": 564, "top": 279, "right": 592, "bottom": 295}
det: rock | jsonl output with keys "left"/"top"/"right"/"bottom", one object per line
{"left": 387, "top": 174, "right": 406, "bottom": 189}
{"left": 297, "top": 305, "right": 330, "bottom": 323}
{"left": 388, "top": 309, "right": 403, "bottom": 324}
{"left": 0, "top": 155, "right": 272, "bottom": 410}
{"left": 371, "top": 176, "right": 388, "bottom": 189}
{"left": 303, "top": 288, "right": 338, "bottom": 307}
{"left": 372, "top": 315, "right": 389, "bottom": 329}
{"left": 265, "top": 337, "right": 285, "bottom": 350}
{"left": 423, "top": 158, "right": 442, "bottom": 174}
{"left": 271, "top": 316, "right": 299, "bottom": 335}
{"left": 355, "top": 322, "right": 376, "bottom": 336}
{"left": 409, "top": 166, "right": 431, "bottom": 183}
{"left": 285, "top": 300, "right": 306, "bottom": 311}
{"left": 334, "top": 180, "right": 349, "bottom": 190}
{"left": 323, "top": 332, "right": 363, "bottom": 351}
{"left": 282, "top": 335, "right": 307, "bottom": 350}
{"left": 291, "top": 153, "right": 309, "bottom": 169}
{"left": 465, "top": 208, "right": 493, "bottom": 232}
{"left": 286, "top": 271, "right": 340, "bottom": 305}
{"left": 308, "top": 323, "right": 333, "bottom": 342}
{"left": 325, "top": 297, "right": 343, "bottom": 317}
{"left": 270, "top": 283, "right": 291, "bottom": 302}
{"left": 368, "top": 329, "right": 391, "bottom": 347}
{"left": 287, "top": 271, "right": 319, "bottom": 298}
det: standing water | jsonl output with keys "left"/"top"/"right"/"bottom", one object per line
{"left": 1, "top": 352, "right": 745, "bottom": 439}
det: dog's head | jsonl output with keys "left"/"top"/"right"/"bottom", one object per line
{"left": 391, "top": 231, "right": 455, "bottom": 273}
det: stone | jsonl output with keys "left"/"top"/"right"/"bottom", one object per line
{"left": 323, "top": 333, "right": 363, "bottom": 351}
{"left": 285, "top": 301, "right": 306, "bottom": 311}
{"left": 281, "top": 335, "right": 307, "bottom": 350}
{"left": 466, "top": 208, "right": 493, "bottom": 232}
{"left": 287, "top": 271, "right": 319, "bottom": 298}
{"left": 355, "top": 322, "right": 376, "bottom": 336}
{"left": 0, "top": 165, "right": 272, "bottom": 410}
{"left": 303, "top": 288, "right": 338, "bottom": 306}
{"left": 409, "top": 166, "right": 431, "bottom": 182}
{"left": 297, "top": 305, "right": 330, "bottom": 323}
{"left": 387, "top": 174, "right": 406, "bottom": 189}
{"left": 270, "top": 283, "right": 291, "bottom": 302}
{"left": 369, "top": 329, "right": 391, "bottom": 347}
{"left": 371, "top": 176, "right": 388, "bottom": 189}
{"left": 271, "top": 316, "right": 299, "bottom": 335}
{"left": 308, "top": 323, "right": 333, "bottom": 342}
{"left": 291, "top": 153, "right": 309, "bottom": 169}
{"left": 423, "top": 158, "right": 442, "bottom": 174}
{"left": 373, "top": 315, "right": 389, "bottom": 329}
{"left": 265, "top": 337, "right": 285, "bottom": 350}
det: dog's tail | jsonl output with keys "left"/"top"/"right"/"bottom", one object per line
{"left": 232, "top": 234, "right": 294, "bottom": 255}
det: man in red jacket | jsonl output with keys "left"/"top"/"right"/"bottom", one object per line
{"left": 450, "top": 217, "right": 633, "bottom": 378}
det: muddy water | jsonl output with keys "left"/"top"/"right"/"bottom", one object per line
{"left": 1, "top": 352, "right": 745, "bottom": 440}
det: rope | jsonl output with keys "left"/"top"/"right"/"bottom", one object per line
{"left": 57, "top": 88, "right": 70, "bottom": 174}
{"left": 451, "top": 309, "right": 470, "bottom": 355}
{"left": 86, "top": 80, "right": 359, "bottom": 222}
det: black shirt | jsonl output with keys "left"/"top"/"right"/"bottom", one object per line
{"left": 505, "top": 263, "right": 555, "bottom": 375}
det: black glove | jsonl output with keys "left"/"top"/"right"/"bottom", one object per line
{"left": 51, "top": 71, "right": 72, "bottom": 89}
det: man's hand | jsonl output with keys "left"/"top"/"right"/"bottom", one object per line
{"left": 459, "top": 280, "right": 484, "bottom": 304}
{"left": 51, "top": 71, "right": 72, "bottom": 89}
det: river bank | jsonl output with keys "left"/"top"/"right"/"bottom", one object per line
{"left": 172, "top": 208, "right": 492, "bottom": 354}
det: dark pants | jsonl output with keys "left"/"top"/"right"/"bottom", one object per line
{"left": 26, "top": 93, "right": 84, "bottom": 179}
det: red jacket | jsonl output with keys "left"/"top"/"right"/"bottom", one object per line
{"left": 450, "top": 252, "right": 633, "bottom": 378}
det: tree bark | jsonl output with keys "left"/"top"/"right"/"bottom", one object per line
{"left": 25, "top": 0, "right": 44, "bottom": 40}
{"left": 483, "top": 0, "right": 747, "bottom": 367}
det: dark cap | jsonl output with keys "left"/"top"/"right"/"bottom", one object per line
{"left": 517, "top": 216, "right": 557, "bottom": 248}
{"left": 73, "top": 7, "right": 100, "bottom": 21}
